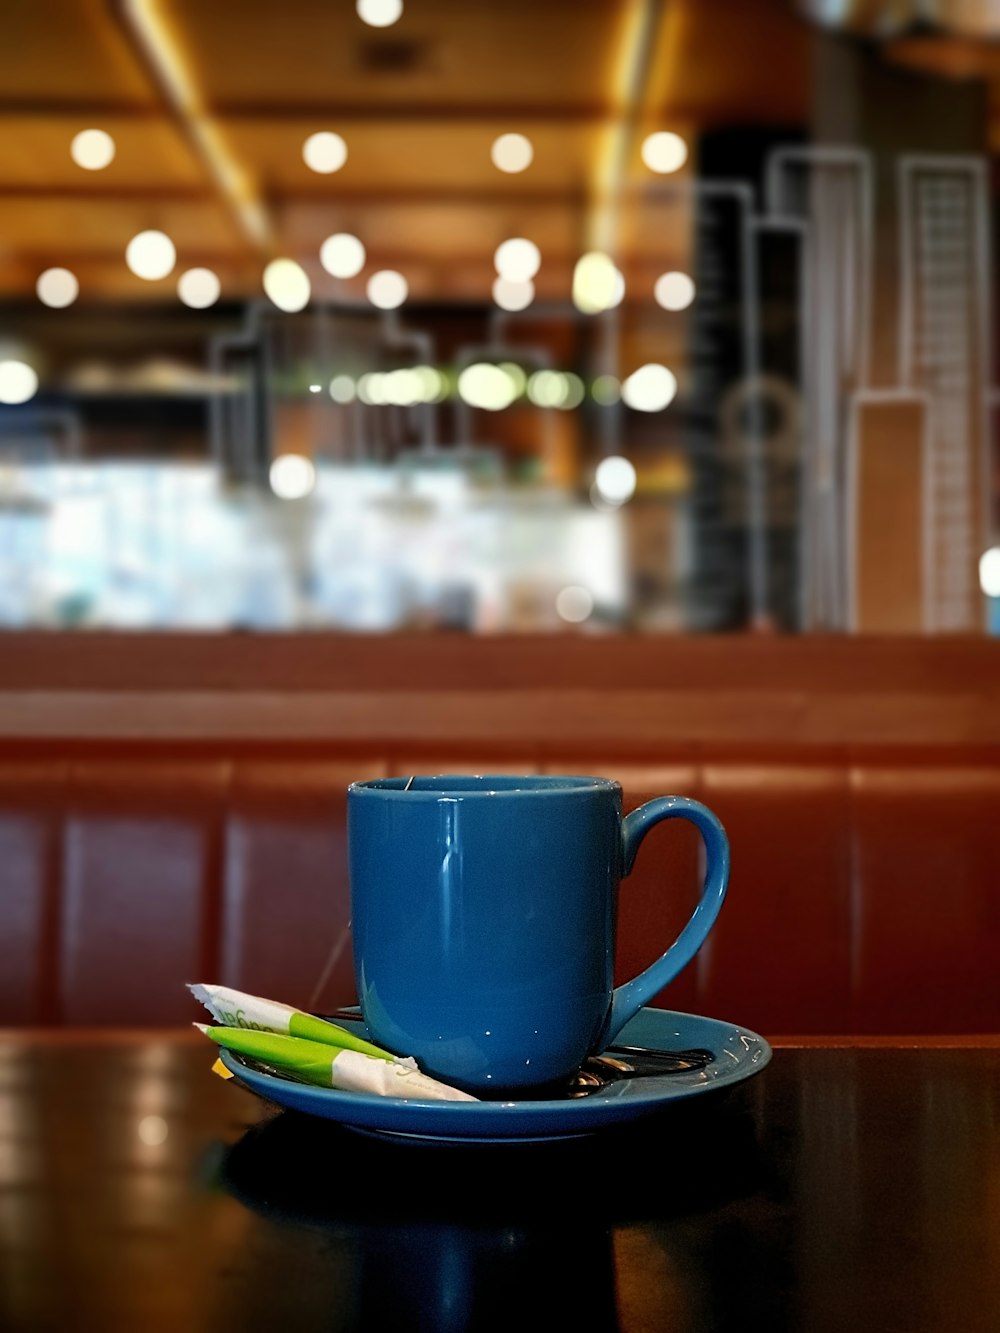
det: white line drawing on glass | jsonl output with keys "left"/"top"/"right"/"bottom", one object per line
{"left": 460, "top": 303, "right": 571, "bottom": 477}
{"left": 765, "top": 146, "right": 874, "bottom": 631}
{"left": 898, "top": 154, "right": 992, "bottom": 632}
{"left": 642, "top": 179, "right": 765, "bottom": 627}
{"left": 748, "top": 215, "right": 807, "bottom": 629}
{"left": 209, "top": 330, "right": 269, "bottom": 480}
{"left": 213, "top": 300, "right": 440, "bottom": 476}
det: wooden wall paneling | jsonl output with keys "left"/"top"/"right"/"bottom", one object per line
{"left": 387, "top": 757, "right": 540, "bottom": 777}
{"left": 0, "top": 761, "right": 66, "bottom": 1024}
{"left": 3, "top": 637, "right": 1000, "bottom": 750}
{"left": 849, "top": 765, "right": 1000, "bottom": 1033}
{"left": 59, "top": 760, "right": 228, "bottom": 1025}
{"left": 1, "top": 632, "right": 997, "bottom": 699}
{"left": 543, "top": 761, "right": 703, "bottom": 1016}
{"left": 220, "top": 759, "right": 387, "bottom": 1014}
{"left": 697, "top": 764, "right": 853, "bottom": 1035}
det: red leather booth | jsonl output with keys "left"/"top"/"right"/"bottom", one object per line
{"left": 1, "top": 634, "right": 998, "bottom": 1037}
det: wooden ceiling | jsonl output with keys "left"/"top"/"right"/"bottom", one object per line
{"left": 0, "top": 0, "right": 814, "bottom": 304}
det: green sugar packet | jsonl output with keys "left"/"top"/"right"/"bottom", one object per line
{"left": 188, "top": 983, "right": 392, "bottom": 1061}
{"left": 196, "top": 1024, "right": 477, "bottom": 1101}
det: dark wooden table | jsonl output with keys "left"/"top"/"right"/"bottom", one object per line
{"left": 2, "top": 1032, "right": 1000, "bottom": 1332}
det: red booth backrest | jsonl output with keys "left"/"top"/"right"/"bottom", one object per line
{"left": 1, "top": 748, "right": 998, "bottom": 1035}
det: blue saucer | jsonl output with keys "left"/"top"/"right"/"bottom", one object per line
{"left": 220, "top": 1007, "right": 772, "bottom": 1144}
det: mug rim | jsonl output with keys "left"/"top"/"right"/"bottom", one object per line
{"left": 349, "top": 774, "right": 621, "bottom": 799}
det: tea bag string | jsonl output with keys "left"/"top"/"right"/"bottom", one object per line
{"left": 308, "top": 776, "right": 415, "bottom": 1011}
{"left": 307, "top": 924, "right": 351, "bottom": 1012}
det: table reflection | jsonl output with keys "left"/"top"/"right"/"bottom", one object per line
{"left": 213, "top": 1093, "right": 772, "bottom": 1332}
{"left": 5, "top": 1038, "right": 1000, "bottom": 1331}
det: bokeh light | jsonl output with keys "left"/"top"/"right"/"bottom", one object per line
{"left": 979, "top": 547, "right": 1000, "bottom": 597}
{"left": 622, "top": 363, "right": 677, "bottom": 412}
{"left": 329, "top": 374, "right": 357, "bottom": 403}
{"left": 358, "top": 372, "right": 386, "bottom": 405}
{"left": 594, "top": 456, "right": 637, "bottom": 504}
{"left": 270, "top": 454, "right": 316, "bottom": 499}
{"left": 572, "top": 252, "right": 619, "bottom": 314}
{"left": 498, "top": 362, "right": 527, "bottom": 398}
{"left": 36, "top": 268, "right": 79, "bottom": 308}
{"left": 320, "top": 233, "right": 366, "bottom": 279}
{"left": 302, "top": 131, "right": 347, "bottom": 174}
{"left": 70, "top": 128, "right": 115, "bottom": 170}
{"left": 137, "top": 1116, "right": 168, "bottom": 1146}
{"left": 414, "top": 365, "right": 446, "bottom": 402}
{"left": 527, "top": 370, "right": 568, "bottom": 408}
{"left": 0, "top": 360, "right": 38, "bottom": 404}
{"left": 655, "top": 271, "right": 696, "bottom": 311}
{"left": 356, "top": 0, "right": 403, "bottom": 26}
{"left": 491, "top": 133, "right": 534, "bottom": 173}
{"left": 177, "top": 268, "right": 220, "bottom": 309}
{"left": 641, "top": 131, "right": 688, "bottom": 173}
{"left": 492, "top": 276, "right": 534, "bottom": 311}
{"left": 560, "top": 373, "right": 585, "bottom": 409}
{"left": 494, "top": 238, "right": 541, "bottom": 282}
{"left": 367, "top": 270, "right": 408, "bottom": 309}
{"left": 263, "top": 258, "right": 311, "bottom": 312}
{"left": 458, "top": 362, "right": 518, "bottom": 411}
{"left": 125, "top": 230, "right": 176, "bottom": 281}
{"left": 382, "top": 368, "right": 423, "bottom": 406}
{"left": 556, "top": 585, "right": 594, "bottom": 623}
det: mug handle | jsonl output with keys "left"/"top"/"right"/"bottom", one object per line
{"left": 606, "top": 796, "right": 730, "bottom": 1043}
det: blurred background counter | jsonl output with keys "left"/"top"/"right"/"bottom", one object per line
{"left": 2, "top": 1, "right": 1000, "bottom": 639}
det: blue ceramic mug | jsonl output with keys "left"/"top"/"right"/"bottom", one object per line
{"left": 347, "top": 775, "right": 729, "bottom": 1096}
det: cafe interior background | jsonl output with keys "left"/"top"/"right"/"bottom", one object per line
{"left": 1, "top": 0, "right": 999, "bottom": 1036}
{"left": 3, "top": 0, "right": 999, "bottom": 638}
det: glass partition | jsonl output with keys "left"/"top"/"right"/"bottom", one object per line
{"left": 0, "top": 0, "right": 997, "bottom": 633}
